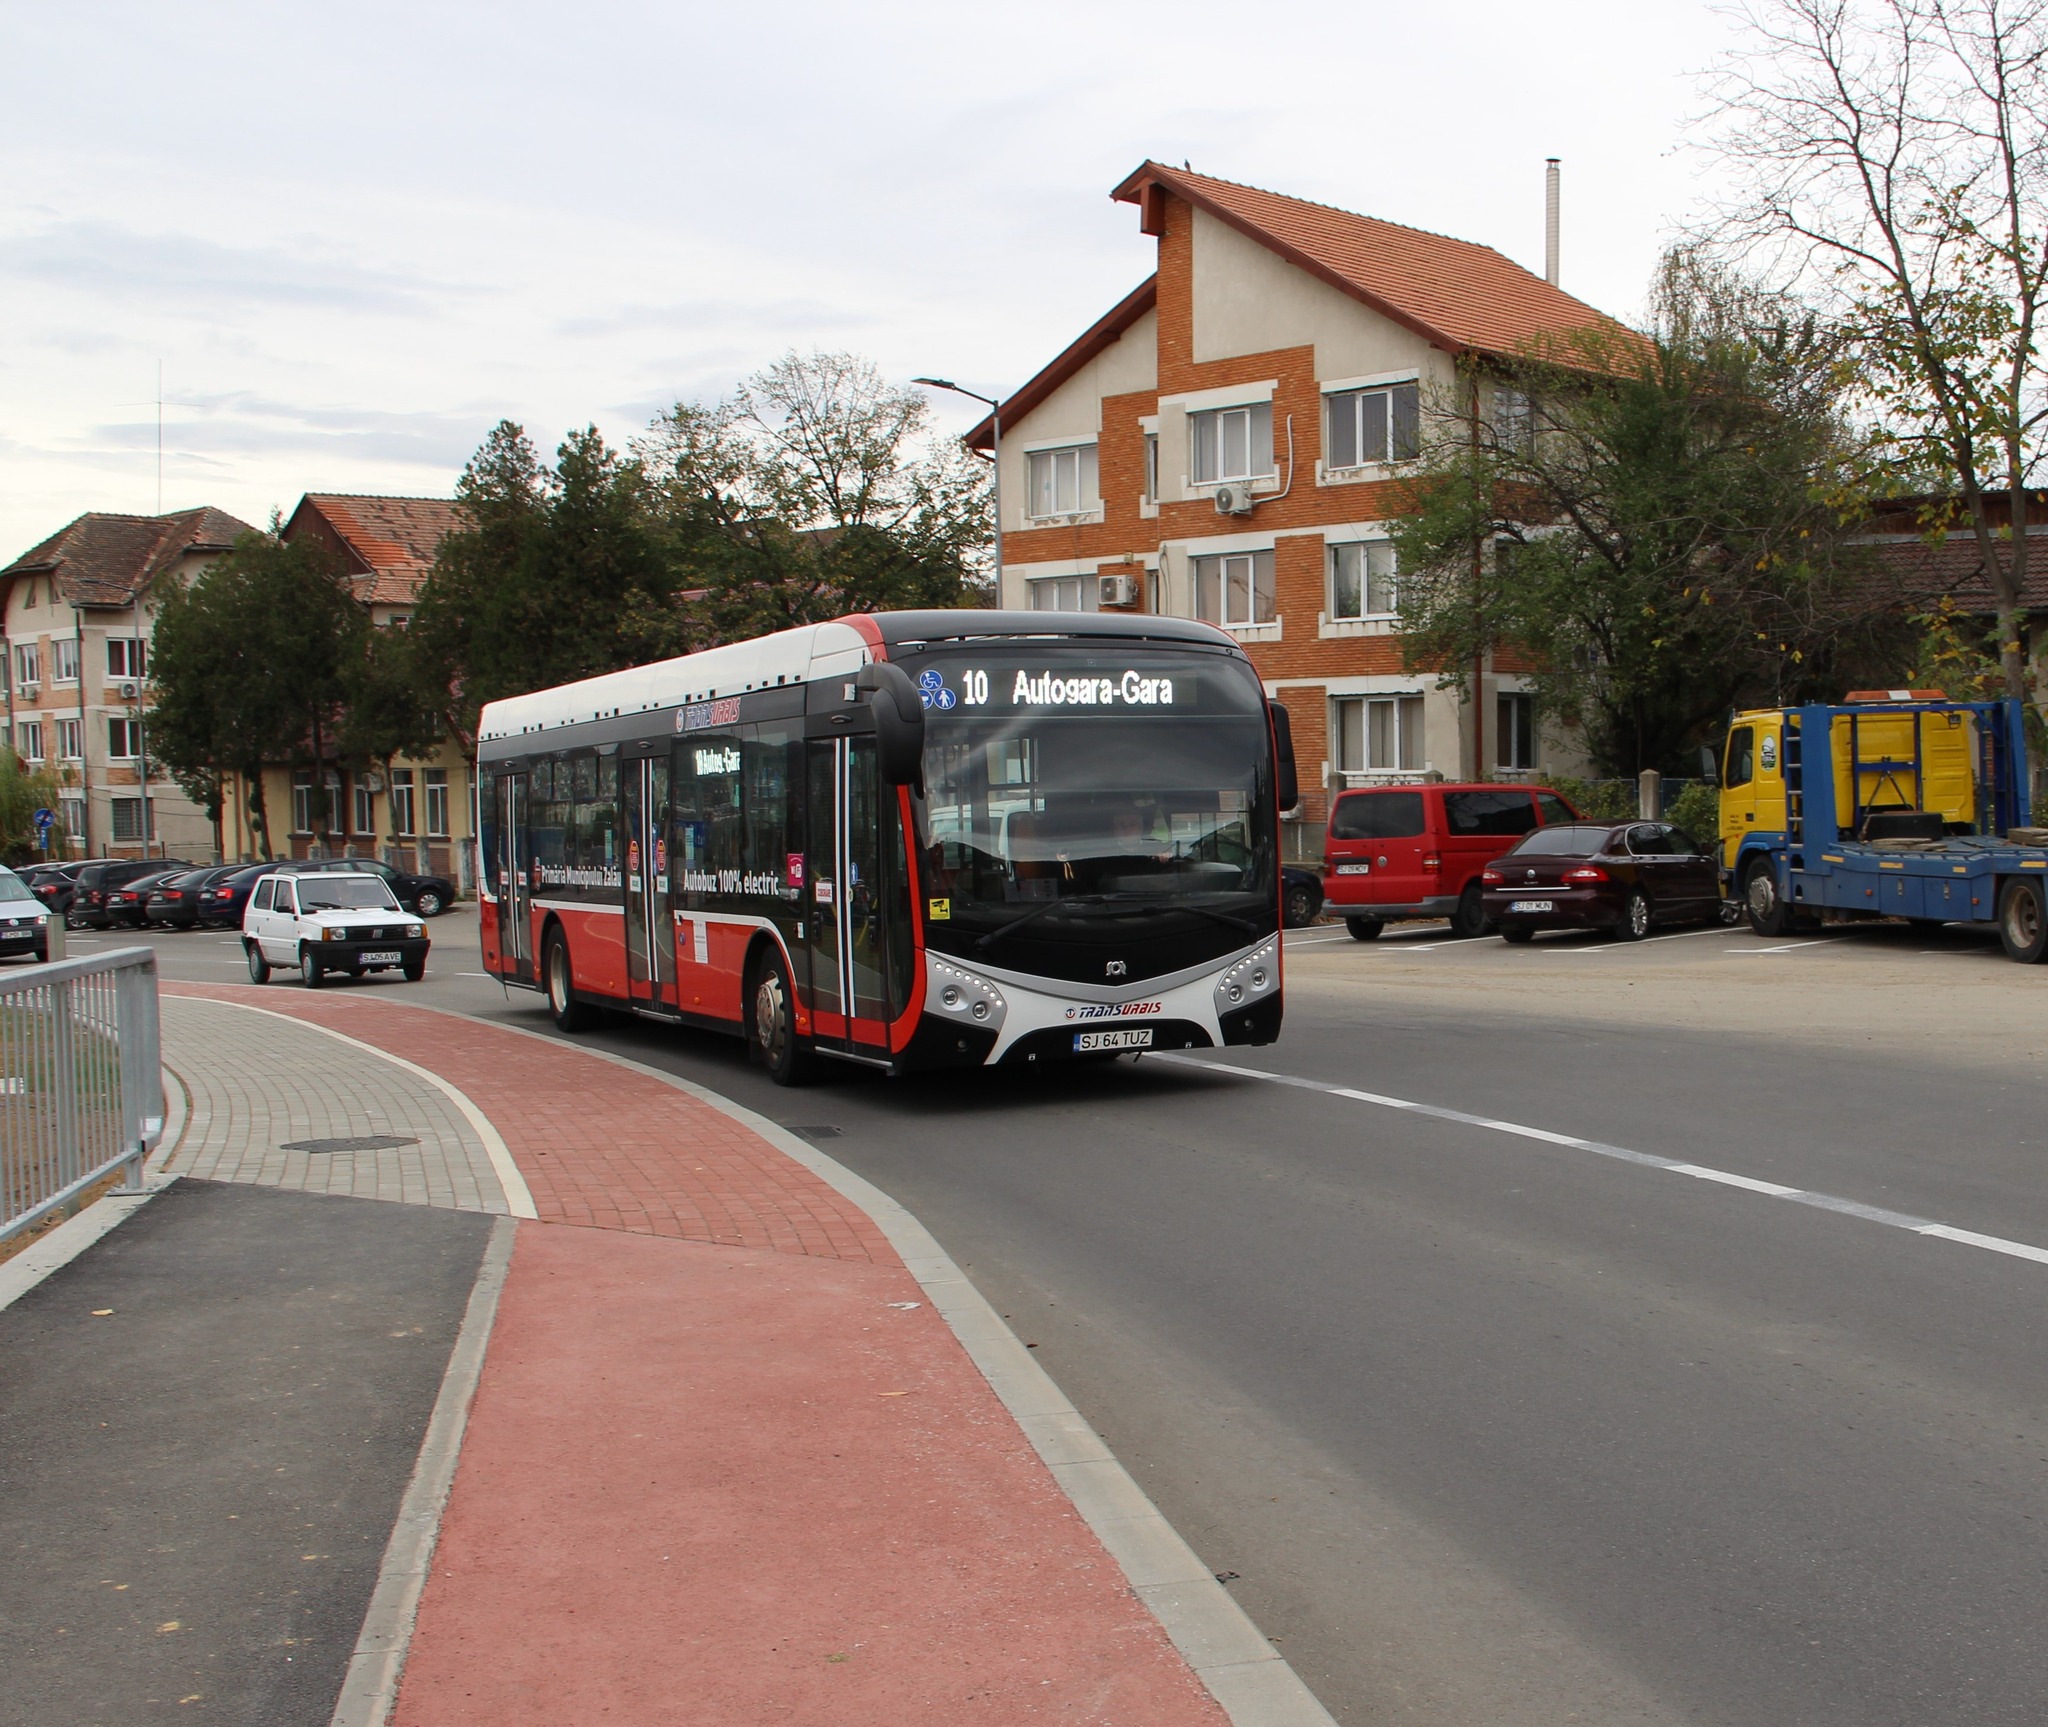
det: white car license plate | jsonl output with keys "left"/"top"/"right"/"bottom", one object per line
{"left": 1507, "top": 900, "right": 1553, "bottom": 914}
{"left": 1075, "top": 1028, "right": 1154, "bottom": 1052}
{"left": 1334, "top": 862, "right": 1371, "bottom": 875}
{"left": 358, "top": 950, "right": 403, "bottom": 964}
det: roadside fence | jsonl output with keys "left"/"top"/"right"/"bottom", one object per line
{"left": 0, "top": 948, "right": 164, "bottom": 1245}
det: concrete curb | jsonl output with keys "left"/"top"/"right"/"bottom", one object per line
{"left": 328, "top": 1212, "right": 518, "bottom": 1727}
{"left": 455, "top": 1011, "right": 1340, "bottom": 1727}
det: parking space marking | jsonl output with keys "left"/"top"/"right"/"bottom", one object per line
{"left": 1734, "top": 939, "right": 1843, "bottom": 955}
{"left": 1156, "top": 1055, "right": 2048, "bottom": 1273}
{"left": 1544, "top": 927, "right": 1737, "bottom": 953}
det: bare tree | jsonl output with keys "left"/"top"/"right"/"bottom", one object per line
{"left": 1701, "top": 0, "right": 2048, "bottom": 703}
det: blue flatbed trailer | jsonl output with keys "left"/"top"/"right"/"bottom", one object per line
{"left": 1735, "top": 697, "right": 2048, "bottom": 962}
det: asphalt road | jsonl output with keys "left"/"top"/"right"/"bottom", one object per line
{"left": 75, "top": 909, "right": 2048, "bottom": 1725}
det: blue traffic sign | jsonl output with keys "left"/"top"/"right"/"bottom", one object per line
{"left": 31, "top": 807, "right": 53, "bottom": 831}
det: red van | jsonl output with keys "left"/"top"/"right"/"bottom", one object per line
{"left": 1321, "top": 783, "right": 1581, "bottom": 940}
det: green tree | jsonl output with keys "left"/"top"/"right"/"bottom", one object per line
{"left": 0, "top": 749, "right": 69, "bottom": 865}
{"left": 1389, "top": 250, "right": 1905, "bottom": 775}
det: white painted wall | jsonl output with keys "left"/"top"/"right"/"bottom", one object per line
{"left": 995, "top": 307, "right": 1158, "bottom": 538}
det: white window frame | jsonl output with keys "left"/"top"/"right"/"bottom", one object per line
{"left": 1143, "top": 432, "right": 1159, "bottom": 504}
{"left": 1329, "top": 540, "right": 1398, "bottom": 621}
{"left": 1496, "top": 691, "right": 1537, "bottom": 772}
{"left": 292, "top": 770, "right": 315, "bottom": 835}
{"left": 107, "top": 716, "right": 140, "bottom": 760}
{"left": 1333, "top": 693, "right": 1427, "bottom": 777}
{"left": 354, "top": 780, "right": 377, "bottom": 835}
{"left": 1023, "top": 443, "right": 1099, "bottom": 520}
{"left": 1325, "top": 381, "right": 1421, "bottom": 472}
{"left": 107, "top": 637, "right": 147, "bottom": 679}
{"left": 17, "top": 720, "right": 44, "bottom": 762}
{"left": 1493, "top": 385, "right": 1535, "bottom": 453}
{"left": 54, "top": 717, "right": 82, "bottom": 761}
{"left": 1192, "top": 550, "right": 1277, "bottom": 628}
{"left": 1189, "top": 402, "right": 1275, "bottom": 486}
{"left": 59, "top": 793, "right": 84, "bottom": 836}
{"left": 15, "top": 644, "right": 40, "bottom": 689}
{"left": 390, "top": 768, "right": 417, "bottom": 837}
{"left": 424, "top": 767, "right": 450, "bottom": 838}
{"left": 1028, "top": 575, "right": 1096, "bottom": 613}
{"left": 50, "top": 636, "right": 79, "bottom": 684}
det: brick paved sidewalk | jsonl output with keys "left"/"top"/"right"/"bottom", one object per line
{"left": 160, "top": 983, "right": 1231, "bottom": 1727}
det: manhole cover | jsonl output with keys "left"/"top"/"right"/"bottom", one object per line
{"left": 280, "top": 1135, "right": 420, "bottom": 1154}
{"left": 792, "top": 1125, "right": 843, "bottom": 1140}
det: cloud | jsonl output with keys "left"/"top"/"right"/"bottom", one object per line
{"left": 553, "top": 295, "right": 876, "bottom": 340}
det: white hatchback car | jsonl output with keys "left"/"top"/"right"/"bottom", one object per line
{"left": 242, "top": 870, "right": 430, "bottom": 988}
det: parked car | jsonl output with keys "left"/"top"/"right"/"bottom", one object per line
{"left": 190, "top": 862, "right": 280, "bottom": 929}
{"left": 103, "top": 867, "right": 194, "bottom": 929}
{"left": 23, "top": 859, "right": 106, "bottom": 920}
{"left": 0, "top": 865, "right": 55, "bottom": 962}
{"left": 283, "top": 856, "right": 456, "bottom": 917}
{"left": 1281, "top": 864, "right": 1322, "bottom": 929}
{"left": 144, "top": 865, "right": 241, "bottom": 929}
{"left": 1322, "top": 784, "right": 1582, "bottom": 940}
{"left": 1481, "top": 821, "right": 1722, "bottom": 942}
{"left": 242, "top": 869, "right": 430, "bottom": 987}
{"left": 68, "top": 858, "right": 193, "bottom": 929}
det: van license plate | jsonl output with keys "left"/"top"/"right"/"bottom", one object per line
{"left": 1507, "top": 900, "right": 1553, "bottom": 914}
{"left": 358, "top": 950, "right": 402, "bottom": 964}
{"left": 1075, "top": 1028, "right": 1153, "bottom": 1052}
{"left": 1334, "top": 863, "right": 1370, "bottom": 875}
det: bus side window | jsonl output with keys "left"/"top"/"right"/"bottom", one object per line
{"left": 1724, "top": 725, "right": 1755, "bottom": 789}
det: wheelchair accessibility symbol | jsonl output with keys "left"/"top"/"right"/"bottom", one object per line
{"left": 917, "top": 668, "right": 957, "bottom": 711}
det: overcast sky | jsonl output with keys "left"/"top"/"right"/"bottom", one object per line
{"left": 0, "top": 0, "right": 1745, "bottom": 559}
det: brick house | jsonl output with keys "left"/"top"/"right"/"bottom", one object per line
{"left": 0, "top": 506, "right": 256, "bottom": 859}
{"left": 220, "top": 493, "right": 477, "bottom": 887}
{"left": 972, "top": 162, "right": 1628, "bottom": 853}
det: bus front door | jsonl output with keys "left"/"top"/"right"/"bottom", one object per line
{"left": 806, "top": 737, "right": 895, "bottom": 1061}
{"left": 500, "top": 772, "right": 534, "bottom": 984}
{"left": 622, "top": 754, "right": 675, "bottom": 1007}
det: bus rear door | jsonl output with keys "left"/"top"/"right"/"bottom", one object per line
{"left": 499, "top": 771, "right": 535, "bottom": 984}
{"left": 622, "top": 751, "right": 675, "bottom": 1007}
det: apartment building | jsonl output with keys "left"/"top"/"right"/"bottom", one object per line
{"left": 972, "top": 162, "right": 1627, "bottom": 850}
{"left": 220, "top": 493, "right": 477, "bottom": 887}
{"left": 0, "top": 507, "right": 254, "bottom": 858}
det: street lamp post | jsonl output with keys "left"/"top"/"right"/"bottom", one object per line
{"left": 912, "top": 378, "right": 1003, "bottom": 600}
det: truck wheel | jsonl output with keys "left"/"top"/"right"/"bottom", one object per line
{"left": 1450, "top": 883, "right": 1489, "bottom": 939}
{"left": 1345, "top": 917, "right": 1382, "bottom": 942}
{"left": 544, "top": 928, "right": 599, "bottom": 1031}
{"left": 1998, "top": 878, "right": 2048, "bottom": 962}
{"left": 1742, "top": 859, "right": 1792, "bottom": 938}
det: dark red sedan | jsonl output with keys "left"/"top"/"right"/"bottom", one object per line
{"left": 1481, "top": 821, "right": 1723, "bottom": 943}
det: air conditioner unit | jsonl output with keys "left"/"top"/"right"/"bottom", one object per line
{"left": 118, "top": 682, "right": 139, "bottom": 700}
{"left": 1213, "top": 482, "right": 1256, "bottom": 516}
{"left": 1098, "top": 574, "right": 1139, "bottom": 608}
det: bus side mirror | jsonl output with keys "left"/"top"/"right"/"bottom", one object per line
{"left": 1268, "top": 699, "right": 1300, "bottom": 813}
{"left": 858, "top": 661, "right": 926, "bottom": 791}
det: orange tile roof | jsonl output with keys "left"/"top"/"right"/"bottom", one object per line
{"left": 288, "top": 493, "right": 466, "bottom": 605}
{"left": 1113, "top": 162, "right": 1632, "bottom": 360}
{"left": 1, "top": 506, "right": 255, "bottom": 607}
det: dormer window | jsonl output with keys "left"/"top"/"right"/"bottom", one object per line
{"left": 1190, "top": 403, "right": 1274, "bottom": 485}
{"left": 1024, "top": 443, "right": 1098, "bottom": 519}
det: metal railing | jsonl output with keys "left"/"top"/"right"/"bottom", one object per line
{"left": 0, "top": 948, "right": 163, "bottom": 1244}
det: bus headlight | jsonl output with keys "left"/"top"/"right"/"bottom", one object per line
{"left": 927, "top": 956, "right": 1006, "bottom": 1032}
{"left": 1212, "top": 940, "right": 1279, "bottom": 1019}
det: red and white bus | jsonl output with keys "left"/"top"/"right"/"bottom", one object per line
{"left": 476, "top": 609, "right": 1297, "bottom": 1083}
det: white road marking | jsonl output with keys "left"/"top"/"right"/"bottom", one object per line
{"left": 1545, "top": 927, "right": 1735, "bottom": 952}
{"left": 1734, "top": 939, "right": 1840, "bottom": 954}
{"left": 457, "top": 972, "right": 495, "bottom": 979}
{"left": 1157, "top": 1055, "right": 2048, "bottom": 1272}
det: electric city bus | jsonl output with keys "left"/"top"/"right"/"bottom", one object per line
{"left": 475, "top": 609, "right": 1298, "bottom": 1083}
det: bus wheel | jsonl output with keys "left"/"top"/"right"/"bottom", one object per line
{"left": 1742, "top": 859, "right": 1791, "bottom": 938}
{"left": 544, "top": 928, "right": 598, "bottom": 1031}
{"left": 1998, "top": 878, "right": 2048, "bottom": 963}
{"left": 750, "top": 950, "right": 814, "bottom": 1086}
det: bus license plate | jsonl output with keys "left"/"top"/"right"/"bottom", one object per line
{"left": 359, "top": 950, "right": 402, "bottom": 964}
{"left": 1507, "top": 901, "right": 1553, "bottom": 914}
{"left": 1075, "top": 1028, "right": 1153, "bottom": 1052}
{"left": 1335, "top": 863, "right": 1370, "bottom": 874}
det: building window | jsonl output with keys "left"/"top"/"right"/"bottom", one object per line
{"left": 1497, "top": 692, "right": 1536, "bottom": 771}
{"left": 108, "top": 717, "right": 140, "bottom": 759}
{"left": 354, "top": 780, "right": 377, "bottom": 835}
{"left": 17, "top": 720, "right": 43, "bottom": 762}
{"left": 107, "top": 638, "right": 147, "bottom": 679}
{"left": 1028, "top": 575, "right": 1095, "bottom": 613}
{"left": 1024, "top": 444, "right": 1098, "bottom": 519}
{"left": 1192, "top": 551, "right": 1276, "bottom": 628}
{"left": 1335, "top": 694, "right": 1426, "bottom": 774}
{"left": 60, "top": 794, "right": 84, "bottom": 836}
{"left": 1190, "top": 403, "right": 1274, "bottom": 485}
{"left": 111, "top": 797, "right": 146, "bottom": 844}
{"left": 15, "top": 644, "right": 40, "bottom": 689}
{"left": 425, "top": 767, "right": 450, "bottom": 837}
{"left": 51, "top": 636, "right": 79, "bottom": 683}
{"left": 390, "top": 768, "right": 416, "bottom": 837}
{"left": 1494, "top": 386, "right": 1534, "bottom": 453}
{"left": 55, "top": 718, "right": 82, "bottom": 761}
{"left": 386, "top": 613, "right": 410, "bottom": 628}
{"left": 1143, "top": 433, "right": 1159, "bottom": 503}
{"left": 1329, "top": 541, "right": 1397, "bottom": 620}
{"left": 1145, "top": 569, "right": 1162, "bottom": 614}
{"left": 1326, "top": 382, "right": 1420, "bottom": 469}
{"left": 292, "top": 770, "right": 315, "bottom": 834}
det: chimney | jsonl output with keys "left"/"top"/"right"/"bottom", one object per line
{"left": 1544, "top": 158, "right": 1561, "bottom": 286}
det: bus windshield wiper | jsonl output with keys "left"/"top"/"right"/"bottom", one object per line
{"left": 974, "top": 893, "right": 1135, "bottom": 954}
{"left": 974, "top": 892, "right": 1259, "bottom": 954}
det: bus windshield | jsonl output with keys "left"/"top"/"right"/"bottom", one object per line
{"left": 911, "top": 646, "right": 1275, "bottom": 962}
